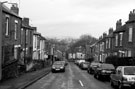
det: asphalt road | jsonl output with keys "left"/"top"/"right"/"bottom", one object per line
{"left": 25, "top": 62, "right": 113, "bottom": 89}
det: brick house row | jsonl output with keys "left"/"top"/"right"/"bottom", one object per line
{"left": 0, "top": 3, "right": 50, "bottom": 80}
{"left": 90, "top": 9, "right": 135, "bottom": 62}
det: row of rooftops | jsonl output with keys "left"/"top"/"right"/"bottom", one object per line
{"left": 2, "top": 3, "right": 20, "bottom": 18}
{"left": 97, "top": 9, "right": 135, "bottom": 42}
{"left": 1, "top": 2, "right": 45, "bottom": 40}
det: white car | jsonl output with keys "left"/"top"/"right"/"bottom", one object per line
{"left": 110, "top": 66, "right": 135, "bottom": 89}
{"left": 78, "top": 60, "right": 85, "bottom": 66}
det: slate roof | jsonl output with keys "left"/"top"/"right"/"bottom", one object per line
{"left": 113, "top": 25, "right": 126, "bottom": 33}
{"left": 2, "top": 4, "right": 21, "bottom": 19}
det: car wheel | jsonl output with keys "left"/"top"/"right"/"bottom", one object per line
{"left": 87, "top": 70, "right": 89, "bottom": 73}
{"left": 89, "top": 70, "right": 92, "bottom": 74}
{"left": 110, "top": 80, "right": 114, "bottom": 87}
{"left": 63, "top": 69, "right": 65, "bottom": 72}
{"left": 51, "top": 70, "right": 55, "bottom": 73}
{"left": 97, "top": 74, "right": 100, "bottom": 80}
{"left": 118, "top": 83, "right": 124, "bottom": 89}
{"left": 94, "top": 74, "right": 96, "bottom": 78}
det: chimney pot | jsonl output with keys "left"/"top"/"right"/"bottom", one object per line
{"left": 11, "top": 4, "right": 19, "bottom": 15}
{"left": 116, "top": 19, "right": 122, "bottom": 29}
{"left": 109, "top": 28, "right": 113, "bottom": 34}
{"left": 23, "top": 18, "right": 29, "bottom": 26}
{"left": 129, "top": 9, "right": 135, "bottom": 21}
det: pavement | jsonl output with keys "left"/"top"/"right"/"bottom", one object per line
{"left": 0, "top": 67, "right": 51, "bottom": 89}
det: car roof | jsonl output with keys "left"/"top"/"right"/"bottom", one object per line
{"left": 53, "top": 61, "right": 64, "bottom": 64}
{"left": 100, "top": 63, "right": 113, "bottom": 65}
{"left": 117, "top": 66, "right": 135, "bottom": 68}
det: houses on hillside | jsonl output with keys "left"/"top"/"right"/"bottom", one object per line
{"left": 90, "top": 9, "right": 135, "bottom": 62}
{"left": 0, "top": 2, "right": 52, "bottom": 80}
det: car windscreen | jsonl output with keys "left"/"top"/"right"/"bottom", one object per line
{"left": 101, "top": 64, "right": 115, "bottom": 69}
{"left": 91, "top": 63, "right": 100, "bottom": 67}
{"left": 124, "top": 67, "right": 135, "bottom": 75}
{"left": 53, "top": 62, "right": 63, "bottom": 65}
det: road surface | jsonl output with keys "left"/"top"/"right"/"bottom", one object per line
{"left": 25, "top": 62, "right": 113, "bottom": 89}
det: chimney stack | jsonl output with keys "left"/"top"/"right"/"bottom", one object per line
{"left": 99, "top": 36, "right": 102, "bottom": 40}
{"left": 109, "top": 28, "right": 113, "bottom": 34}
{"left": 116, "top": 19, "right": 122, "bottom": 29}
{"left": 129, "top": 9, "right": 135, "bottom": 21}
{"left": 23, "top": 18, "right": 29, "bottom": 26}
{"left": 32, "top": 27, "right": 37, "bottom": 32}
{"left": 11, "top": 4, "right": 19, "bottom": 15}
{"left": 103, "top": 33, "right": 107, "bottom": 38}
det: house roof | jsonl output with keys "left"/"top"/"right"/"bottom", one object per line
{"left": 107, "top": 33, "right": 114, "bottom": 38}
{"left": 113, "top": 25, "right": 126, "bottom": 33}
{"left": 21, "top": 24, "right": 34, "bottom": 30}
{"left": 2, "top": 4, "right": 21, "bottom": 19}
{"left": 126, "top": 20, "right": 135, "bottom": 24}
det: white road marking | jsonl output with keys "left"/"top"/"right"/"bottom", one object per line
{"left": 79, "top": 80, "right": 84, "bottom": 87}
{"left": 61, "top": 82, "right": 66, "bottom": 88}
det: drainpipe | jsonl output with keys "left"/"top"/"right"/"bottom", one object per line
{"left": 0, "top": 2, "right": 2, "bottom": 80}
{"left": 24, "top": 28, "right": 27, "bottom": 71}
{"left": 0, "top": 1, "right": 8, "bottom": 80}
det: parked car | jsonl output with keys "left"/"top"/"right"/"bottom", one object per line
{"left": 77, "top": 60, "right": 85, "bottom": 66}
{"left": 61, "top": 60, "right": 68, "bottom": 66}
{"left": 80, "top": 62, "right": 89, "bottom": 70}
{"left": 94, "top": 63, "right": 115, "bottom": 80}
{"left": 51, "top": 61, "right": 65, "bottom": 73}
{"left": 110, "top": 66, "right": 135, "bottom": 89}
{"left": 87, "top": 62, "right": 101, "bottom": 74}
{"left": 74, "top": 60, "right": 80, "bottom": 64}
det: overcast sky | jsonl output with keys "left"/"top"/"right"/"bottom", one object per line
{"left": 2, "top": 0, "right": 135, "bottom": 38}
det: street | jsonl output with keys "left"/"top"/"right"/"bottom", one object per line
{"left": 25, "top": 62, "right": 113, "bottom": 89}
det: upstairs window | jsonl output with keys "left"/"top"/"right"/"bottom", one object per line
{"left": 21, "top": 28, "right": 24, "bottom": 44}
{"left": 5, "top": 16, "right": 9, "bottom": 36}
{"left": 119, "top": 32, "right": 123, "bottom": 46}
{"left": 128, "top": 26, "right": 133, "bottom": 42}
{"left": 108, "top": 38, "right": 111, "bottom": 48}
{"left": 26, "top": 30, "right": 28, "bottom": 43}
{"left": 106, "top": 39, "right": 108, "bottom": 49}
{"left": 102, "top": 42, "right": 104, "bottom": 51}
{"left": 115, "top": 34, "right": 118, "bottom": 46}
{"left": 14, "top": 20, "right": 18, "bottom": 40}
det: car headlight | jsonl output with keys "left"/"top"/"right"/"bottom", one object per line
{"left": 60, "top": 67, "right": 64, "bottom": 69}
{"left": 102, "top": 70, "right": 106, "bottom": 73}
{"left": 52, "top": 66, "right": 55, "bottom": 69}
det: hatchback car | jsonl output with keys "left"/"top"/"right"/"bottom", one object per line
{"left": 110, "top": 66, "right": 135, "bottom": 89}
{"left": 51, "top": 61, "right": 65, "bottom": 73}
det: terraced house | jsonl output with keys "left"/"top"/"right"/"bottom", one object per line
{"left": 0, "top": 2, "right": 50, "bottom": 80}
{"left": 91, "top": 9, "right": 135, "bottom": 62}
{"left": 0, "top": 4, "right": 22, "bottom": 79}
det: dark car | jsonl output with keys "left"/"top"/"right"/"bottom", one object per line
{"left": 94, "top": 63, "right": 115, "bottom": 80}
{"left": 51, "top": 61, "right": 65, "bottom": 73}
{"left": 87, "top": 62, "right": 101, "bottom": 74}
{"left": 80, "top": 62, "right": 89, "bottom": 70}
